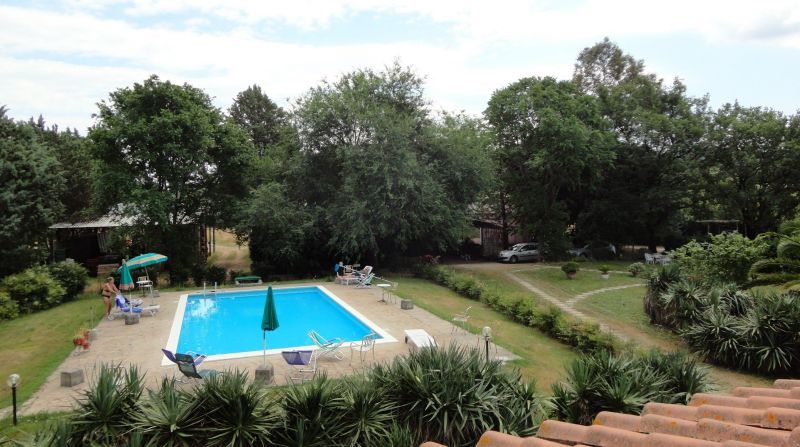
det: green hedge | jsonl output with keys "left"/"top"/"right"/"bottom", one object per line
{"left": 2, "top": 266, "right": 66, "bottom": 314}
{"left": 413, "top": 264, "right": 617, "bottom": 354}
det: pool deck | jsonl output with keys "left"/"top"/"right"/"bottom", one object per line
{"left": 18, "top": 281, "right": 517, "bottom": 415}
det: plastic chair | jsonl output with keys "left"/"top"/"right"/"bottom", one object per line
{"left": 349, "top": 332, "right": 377, "bottom": 364}
{"left": 451, "top": 306, "right": 472, "bottom": 333}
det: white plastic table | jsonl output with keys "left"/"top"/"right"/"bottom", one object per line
{"left": 377, "top": 283, "right": 392, "bottom": 303}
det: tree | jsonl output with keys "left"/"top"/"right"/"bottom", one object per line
{"left": 702, "top": 104, "right": 800, "bottom": 237}
{"left": 229, "top": 85, "right": 287, "bottom": 157}
{"left": 0, "top": 107, "right": 65, "bottom": 276}
{"left": 89, "top": 76, "right": 256, "bottom": 278}
{"left": 572, "top": 39, "right": 708, "bottom": 250}
{"left": 485, "top": 76, "right": 614, "bottom": 256}
{"left": 287, "top": 64, "right": 488, "bottom": 264}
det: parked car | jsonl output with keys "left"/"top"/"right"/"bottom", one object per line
{"left": 498, "top": 243, "right": 541, "bottom": 263}
{"left": 567, "top": 242, "right": 617, "bottom": 260}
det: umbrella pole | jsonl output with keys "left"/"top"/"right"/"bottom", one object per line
{"left": 263, "top": 331, "right": 267, "bottom": 366}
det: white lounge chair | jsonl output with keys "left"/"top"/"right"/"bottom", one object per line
{"left": 355, "top": 273, "right": 375, "bottom": 288}
{"left": 308, "top": 330, "right": 344, "bottom": 360}
{"left": 644, "top": 253, "right": 655, "bottom": 264}
{"left": 404, "top": 329, "right": 436, "bottom": 350}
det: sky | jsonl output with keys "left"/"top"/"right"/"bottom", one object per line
{"left": 1, "top": 0, "right": 799, "bottom": 133}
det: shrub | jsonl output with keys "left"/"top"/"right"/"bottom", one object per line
{"left": 551, "top": 350, "right": 712, "bottom": 424}
{"left": 628, "top": 262, "right": 645, "bottom": 277}
{"left": 671, "top": 232, "right": 770, "bottom": 284}
{"left": 371, "top": 345, "right": 544, "bottom": 446}
{"left": 561, "top": 262, "right": 579, "bottom": 275}
{"left": 48, "top": 261, "right": 89, "bottom": 300}
{"left": 2, "top": 266, "right": 66, "bottom": 313}
{"left": 598, "top": 265, "right": 611, "bottom": 274}
{"left": 0, "top": 291, "right": 19, "bottom": 320}
{"left": 205, "top": 265, "right": 227, "bottom": 286}
{"left": 72, "top": 364, "right": 144, "bottom": 444}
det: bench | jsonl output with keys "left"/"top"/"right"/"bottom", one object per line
{"left": 234, "top": 276, "right": 262, "bottom": 286}
{"left": 404, "top": 329, "right": 437, "bottom": 350}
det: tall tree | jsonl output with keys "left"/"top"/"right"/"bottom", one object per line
{"left": 90, "top": 76, "right": 256, "bottom": 277}
{"left": 287, "top": 63, "right": 488, "bottom": 264}
{"left": 486, "top": 77, "right": 615, "bottom": 256}
{"left": 573, "top": 39, "right": 708, "bottom": 250}
{"left": 702, "top": 104, "right": 800, "bottom": 236}
{"left": 0, "top": 107, "right": 65, "bottom": 276}
{"left": 229, "top": 85, "right": 288, "bottom": 156}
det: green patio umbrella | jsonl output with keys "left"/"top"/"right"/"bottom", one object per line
{"left": 261, "top": 285, "right": 279, "bottom": 366}
{"left": 118, "top": 262, "right": 135, "bottom": 291}
{"left": 125, "top": 253, "right": 168, "bottom": 269}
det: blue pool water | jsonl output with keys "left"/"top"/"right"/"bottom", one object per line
{"left": 176, "top": 286, "right": 380, "bottom": 356}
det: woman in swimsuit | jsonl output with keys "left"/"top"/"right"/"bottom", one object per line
{"left": 101, "top": 277, "right": 120, "bottom": 320}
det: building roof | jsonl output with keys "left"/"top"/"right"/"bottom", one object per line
{"left": 50, "top": 205, "right": 136, "bottom": 229}
{"left": 422, "top": 377, "right": 800, "bottom": 447}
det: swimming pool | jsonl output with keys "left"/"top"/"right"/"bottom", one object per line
{"left": 164, "top": 285, "right": 395, "bottom": 363}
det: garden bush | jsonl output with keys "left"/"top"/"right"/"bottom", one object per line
{"left": 205, "top": 265, "right": 227, "bottom": 286}
{"left": 48, "top": 261, "right": 89, "bottom": 300}
{"left": 628, "top": 262, "right": 645, "bottom": 277}
{"left": 2, "top": 266, "right": 66, "bottom": 313}
{"left": 551, "top": 350, "right": 713, "bottom": 425}
{"left": 561, "top": 262, "right": 579, "bottom": 275}
{"left": 0, "top": 291, "right": 19, "bottom": 320}
{"left": 670, "top": 232, "right": 770, "bottom": 284}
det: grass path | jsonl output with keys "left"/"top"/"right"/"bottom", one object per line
{"left": 451, "top": 262, "right": 771, "bottom": 391}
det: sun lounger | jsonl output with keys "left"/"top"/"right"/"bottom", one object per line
{"left": 404, "top": 329, "right": 436, "bottom": 350}
{"left": 282, "top": 350, "right": 317, "bottom": 383}
{"left": 109, "top": 295, "right": 160, "bottom": 320}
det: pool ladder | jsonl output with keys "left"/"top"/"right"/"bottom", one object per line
{"left": 202, "top": 282, "right": 218, "bottom": 299}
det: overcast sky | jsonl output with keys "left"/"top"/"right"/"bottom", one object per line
{"left": 2, "top": 0, "right": 799, "bottom": 133}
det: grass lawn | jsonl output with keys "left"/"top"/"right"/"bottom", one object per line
{"left": 392, "top": 276, "right": 578, "bottom": 390}
{"left": 544, "top": 260, "right": 633, "bottom": 271}
{"left": 0, "top": 294, "right": 104, "bottom": 409}
{"left": 519, "top": 268, "right": 643, "bottom": 300}
{"left": 573, "top": 285, "right": 679, "bottom": 348}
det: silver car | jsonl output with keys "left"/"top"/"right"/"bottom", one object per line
{"left": 498, "top": 243, "right": 541, "bottom": 263}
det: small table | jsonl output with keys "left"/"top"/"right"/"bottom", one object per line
{"left": 404, "top": 329, "right": 436, "bottom": 350}
{"left": 377, "top": 283, "right": 392, "bottom": 303}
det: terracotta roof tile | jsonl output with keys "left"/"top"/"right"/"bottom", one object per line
{"left": 420, "top": 378, "right": 800, "bottom": 447}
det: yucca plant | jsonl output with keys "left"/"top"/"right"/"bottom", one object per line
{"left": 682, "top": 310, "right": 744, "bottom": 367}
{"left": 737, "top": 291, "right": 800, "bottom": 374}
{"left": 132, "top": 377, "right": 204, "bottom": 446}
{"left": 551, "top": 350, "right": 713, "bottom": 424}
{"left": 277, "top": 375, "right": 344, "bottom": 447}
{"left": 644, "top": 264, "right": 683, "bottom": 324}
{"left": 385, "top": 423, "right": 415, "bottom": 447}
{"left": 370, "top": 345, "right": 543, "bottom": 447}
{"left": 72, "top": 364, "right": 144, "bottom": 445}
{"left": 22, "top": 418, "right": 77, "bottom": 447}
{"left": 336, "top": 376, "right": 396, "bottom": 446}
{"left": 656, "top": 280, "right": 707, "bottom": 328}
{"left": 194, "top": 370, "right": 279, "bottom": 447}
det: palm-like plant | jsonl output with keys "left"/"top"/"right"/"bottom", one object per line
{"left": 644, "top": 264, "right": 683, "bottom": 324}
{"left": 370, "top": 345, "right": 543, "bottom": 447}
{"left": 132, "top": 378, "right": 204, "bottom": 447}
{"left": 337, "top": 377, "right": 396, "bottom": 446}
{"left": 657, "top": 280, "right": 707, "bottom": 328}
{"left": 277, "top": 375, "right": 344, "bottom": 447}
{"left": 750, "top": 218, "right": 800, "bottom": 289}
{"left": 72, "top": 364, "right": 144, "bottom": 445}
{"left": 682, "top": 310, "right": 744, "bottom": 367}
{"left": 195, "top": 370, "right": 279, "bottom": 447}
{"left": 737, "top": 291, "right": 800, "bottom": 373}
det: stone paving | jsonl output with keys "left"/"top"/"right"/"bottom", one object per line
{"left": 17, "top": 281, "right": 517, "bottom": 416}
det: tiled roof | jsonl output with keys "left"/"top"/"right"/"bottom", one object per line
{"left": 420, "top": 378, "right": 800, "bottom": 447}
